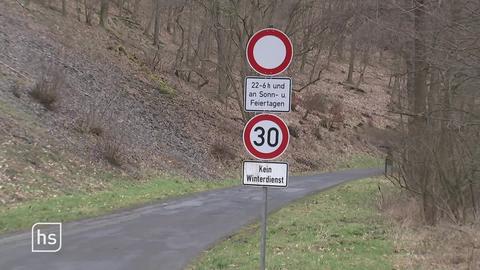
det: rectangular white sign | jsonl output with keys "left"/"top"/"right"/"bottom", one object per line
{"left": 243, "top": 161, "right": 288, "bottom": 187}
{"left": 244, "top": 77, "right": 291, "bottom": 112}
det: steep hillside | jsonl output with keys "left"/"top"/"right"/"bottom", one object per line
{"left": 0, "top": 0, "right": 390, "bottom": 205}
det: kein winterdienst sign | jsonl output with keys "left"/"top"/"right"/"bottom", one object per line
{"left": 243, "top": 161, "right": 288, "bottom": 187}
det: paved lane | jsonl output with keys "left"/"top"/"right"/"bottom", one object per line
{"left": 0, "top": 168, "right": 382, "bottom": 270}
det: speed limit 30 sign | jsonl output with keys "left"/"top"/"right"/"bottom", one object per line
{"left": 243, "top": 114, "right": 290, "bottom": 160}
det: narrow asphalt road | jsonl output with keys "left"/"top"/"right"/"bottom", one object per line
{"left": 0, "top": 168, "right": 382, "bottom": 270}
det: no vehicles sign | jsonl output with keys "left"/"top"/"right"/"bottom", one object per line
{"left": 246, "top": 28, "right": 293, "bottom": 76}
{"left": 243, "top": 161, "right": 288, "bottom": 187}
{"left": 244, "top": 77, "right": 291, "bottom": 112}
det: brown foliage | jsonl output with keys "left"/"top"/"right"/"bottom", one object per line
{"left": 377, "top": 186, "right": 423, "bottom": 226}
{"left": 329, "top": 100, "right": 345, "bottom": 125}
{"left": 76, "top": 104, "right": 106, "bottom": 136}
{"left": 210, "top": 143, "right": 236, "bottom": 161}
{"left": 313, "top": 126, "right": 323, "bottom": 141}
{"left": 302, "top": 92, "right": 329, "bottom": 115}
{"left": 11, "top": 84, "right": 21, "bottom": 98}
{"left": 288, "top": 125, "right": 300, "bottom": 138}
{"left": 99, "top": 130, "right": 124, "bottom": 166}
{"left": 378, "top": 184, "right": 480, "bottom": 269}
{"left": 30, "top": 67, "right": 64, "bottom": 110}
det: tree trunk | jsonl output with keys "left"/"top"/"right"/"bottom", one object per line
{"left": 84, "top": 0, "right": 93, "bottom": 26}
{"left": 75, "top": 0, "right": 81, "bottom": 21}
{"left": 185, "top": 5, "right": 193, "bottom": 65}
{"left": 133, "top": 0, "right": 141, "bottom": 21}
{"left": 153, "top": 0, "right": 161, "bottom": 45}
{"left": 100, "top": 0, "right": 109, "bottom": 28}
{"left": 336, "top": 37, "right": 345, "bottom": 60}
{"left": 62, "top": 0, "right": 67, "bottom": 16}
{"left": 144, "top": 2, "right": 155, "bottom": 36}
{"left": 346, "top": 36, "right": 356, "bottom": 83}
{"left": 355, "top": 48, "right": 369, "bottom": 89}
{"left": 412, "top": 0, "right": 435, "bottom": 225}
{"left": 213, "top": 1, "right": 228, "bottom": 102}
{"left": 118, "top": 0, "right": 124, "bottom": 16}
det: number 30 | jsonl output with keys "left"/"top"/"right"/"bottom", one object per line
{"left": 253, "top": 127, "right": 279, "bottom": 147}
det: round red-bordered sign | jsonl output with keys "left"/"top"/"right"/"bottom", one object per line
{"left": 243, "top": 114, "right": 290, "bottom": 160}
{"left": 246, "top": 28, "right": 293, "bottom": 76}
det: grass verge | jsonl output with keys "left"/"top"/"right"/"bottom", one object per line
{"left": 0, "top": 176, "right": 237, "bottom": 234}
{"left": 338, "top": 154, "right": 383, "bottom": 170}
{"left": 188, "top": 178, "right": 393, "bottom": 270}
{"left": 378, "top": 182, "right": 480, "bottom": 269}
{"left": 0, "top": 154, "right": 382, "bottom": 235}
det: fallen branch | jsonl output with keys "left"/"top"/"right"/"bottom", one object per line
{"left": 339, "top": 81, "right": 367, "bottom": 94}
{"left": 14, "top": 0, "right": 30, "bottom": 11}
{"left": 293, "top": 70, "right": 323, "bottom": 93}
{"left": 0, "top": 58, "right": 34, "bottom": 82}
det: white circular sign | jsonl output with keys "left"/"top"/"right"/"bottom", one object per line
{"left": 253, "top": 36, "right": 287, "bottom": 69}
{"left": 246, "top": 28, "right": 293, "bottom": 76}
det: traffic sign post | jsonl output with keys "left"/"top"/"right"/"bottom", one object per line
{"left": 242, "top": 27, "right": 293, "bottom": 270}
{"left": 260, "top": 186, "right": 267, "bottom": 270}
{"left": 245, "top": 77, "right": 292, "bottom": 113}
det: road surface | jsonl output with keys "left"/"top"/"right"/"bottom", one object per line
{"left": 0, "top": 168, "right": 382, "bottom": 270}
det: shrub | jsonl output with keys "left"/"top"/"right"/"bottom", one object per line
{"left": 145, "top": 45, "right": 162, "bottom": 71}
{"left": 302, "top": 92, "right": 329, "bottom": 120}
{"left": 329, "top": 101, "right": 345, "bottom": 123}
{"left": 30, "top": 67, "right": 64, "bottom": 110}
{"left": 99, "top": 131, "right": 124, "bottom": 166}
{"left": 77, "top": 104, "right": 105, "bottom": 136}
{"left": 288, "top": 125, "right": 300, "bottom": 138}
{"left": 11, "top": 84, "right": 21, "bottom": 98}
{"left": 149, "top": 74, "right": 176, "bottom": 96}
{"left": 328, "top": 100, "right": 345, "bottom": 130}
{"left": 303, "top": 92, "right": 329, "bottom": 113}
{"left": 210, "top": 143, "right": 236, "bottom": 161}
{"left": 313, "top": 126, "right": 323, "bottom": 140}
{"left": 294, "top": 157, "right": 319, "bottom": 169}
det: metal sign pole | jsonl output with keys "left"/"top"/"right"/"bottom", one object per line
{"left": 260, "top": 186, "right": 267, "bottom": 270}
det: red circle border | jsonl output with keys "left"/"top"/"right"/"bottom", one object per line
{"left": 243, "top": 114, "right": 290, "bottom": 160}
{"left": 246, "top": 28, "right": 293, "bottom": 76}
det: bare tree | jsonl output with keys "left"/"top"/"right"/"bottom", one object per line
{"left": 153, "top": 0, "right": 161, "bottom": 45}
{"left": 100, "top": 0, "right": 109, "bottom": 27}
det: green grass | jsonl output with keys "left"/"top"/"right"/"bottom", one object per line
{"left": 338, "top": 154, "right": 383, "bottom": 170}
{"left": 0, "top": 153, "right": 383, "bottom": 235}
{"left": 0, "top": 176, "right": 237, "bottom": 234}
{"left": 149, "top": 73, "right": 176, "bottom": 96}
{"left": 189, "top": 178, "right": 393, "bottom": 270}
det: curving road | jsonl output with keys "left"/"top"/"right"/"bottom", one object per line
{"left": 0, "top": 168, "right": 382, "bottom": 270}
